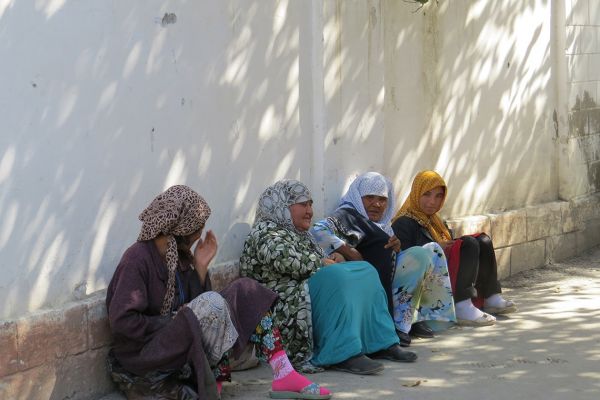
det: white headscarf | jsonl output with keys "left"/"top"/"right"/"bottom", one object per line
{"left": 338, "top": 172, "right": 396, "bottom": 236}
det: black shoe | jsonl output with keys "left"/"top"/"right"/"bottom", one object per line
{"left": 370, "top": 344, "right": 418, "bottom": 363}
{"left": 409, "top": 321, "right": 434, "bottom": 338}
{"left": 330, "top": 354, "right": 384, "bottom": 375}
{"left": 396, "top": 330, "right": 411, "bottom": 347}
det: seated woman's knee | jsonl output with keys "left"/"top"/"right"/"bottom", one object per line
{"left": 190, "top": 291, "right": 226, "bottom": 308}
{"left": 403, "top": 246, "right": 433, "bottom": 270}
{"left": 460, "top": 235, "right": 479, "bottom": 251}
{"left": 422, "top": 241, "right": 444, "bottom": 254}
{"left": 475, "top": 233, "right": 493, "bottom": 249}
{"left": 227, "top": 277, "right": 256, "bottom": 290}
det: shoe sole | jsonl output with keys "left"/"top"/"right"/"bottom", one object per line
{"left": 456, "top": 318, "right": 496, "bottom": 327}
{"left": 483, "top": 305, "right": 518, "bottom": 315}
{"left": 371, "top": 355, "right": 418, "bottom": 363}
{"left": 269, "top": 391, "right": 332, "bottom": 399}
{"left": 409, "top": 332, "right": 435, "bottom": 339}
{"left": 330, "top": 364, "right": 384, "bottom": 375}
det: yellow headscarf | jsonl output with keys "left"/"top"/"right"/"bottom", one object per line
{"left": 392, "top": 170, "right": 452, "bottom": 243}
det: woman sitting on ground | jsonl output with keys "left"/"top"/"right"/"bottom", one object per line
{"left": 240, "top": 179, "right": 416, "bottom": 376}
{"left": 310, "top": 172, "right": 456, "bottom": 347}
{"left": 392, "top": 170, "right": 517, "bottom": 326}
{"left": 106, "top": 185, "right": 330, "bottom": 400}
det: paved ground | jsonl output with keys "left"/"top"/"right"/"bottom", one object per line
{"left": 101, "top": 246, "right": 600, "bottom": 400}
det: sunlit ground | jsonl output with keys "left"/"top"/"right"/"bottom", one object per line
{"left": 228, "top": 247, "right": 600, "bottom": 400}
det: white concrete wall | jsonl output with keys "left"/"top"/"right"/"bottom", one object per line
{"left": 319, "top": 1, "right": 387, "bottom": 210}
{"left": 383, "top": 0, "right": 559, "bottom": 217}
{"left": 560, "top": 0, "right": 600, "bottom": 198}
{"left": 0, "top": 0, "right": 321, "bottom": 319}
{"left": 0, "top": 0, "right": 598, "bottom": 320}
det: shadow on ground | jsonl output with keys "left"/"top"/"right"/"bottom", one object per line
{"left": 223, "top": 248, "right": 600, "bottom": 400}
{"left": 102, "top": 246, "right": 600, "bottom": 400}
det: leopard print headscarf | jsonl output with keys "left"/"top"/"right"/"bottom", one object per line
{"left": 138, "top": 185, "right": 211, "bottom": 315}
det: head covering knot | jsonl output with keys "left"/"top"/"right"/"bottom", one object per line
{"left": 138, "top": 185, "right": 211, "bottom": 315}
{"left": 393, "top": 170, "right": 452, "bottom": 243}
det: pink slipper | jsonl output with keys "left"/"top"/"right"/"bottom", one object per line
{"left": 269, "top": 383, "right": 332, "bottom": 399}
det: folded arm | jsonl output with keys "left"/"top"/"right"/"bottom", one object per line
{"left": 310, "top": 219, "right": 363, "bottom": 261}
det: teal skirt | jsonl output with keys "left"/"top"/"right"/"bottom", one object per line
{"left": 308, "top": 261, "right": 398, "bottom": 366}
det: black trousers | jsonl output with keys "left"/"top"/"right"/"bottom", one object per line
{"left": 453, "top": 234, "right": 502, "bottom": 302}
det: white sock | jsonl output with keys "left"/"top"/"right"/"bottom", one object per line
{"left": 484, "top": 294, "right": 508, "bottom": 308}
{"left": 455, "top": 299, "right": 485, "bottom": 321}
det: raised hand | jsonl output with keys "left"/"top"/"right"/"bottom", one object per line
{"left": 194, "top": 230, "right": 218, "bottom": 284}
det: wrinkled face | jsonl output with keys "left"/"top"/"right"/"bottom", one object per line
{"left": 419, "top": 186, "right": 445, "bottom": 216}
{"left": 289, "top": 200, "right": 314, "bottom": 231}
{"left": 361, "top": 195, "right": 388, "bottom": 222}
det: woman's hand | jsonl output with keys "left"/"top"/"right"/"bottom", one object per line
{"left": 321, "top": 251, "right": 346, "bottom": 266}
{"left": 384, "top": 235, "right": 402, "bottom": 252}
{"left": 323, "top": 252, "right": 346, "bottom": 265}
{"left": 329, "top": 252, "right": 346, "bottom": 263}
{"left": 322, "top": 257, "right": 336, "bottom": 266}
{"left": 335, "top": 244, "right": 363, "bottom": 261}
{"left": 194, "top": 230, "right": 218, "bottom": 284}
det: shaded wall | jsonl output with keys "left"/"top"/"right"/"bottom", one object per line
{"left": 319, "top": 0, "right": 387, "bottom": 209}
{"left": 560, "top": 0, "right": 600, "bottom": 198}
{"left": 0, "top": 0, "right": 319, "bottom": 319}
{"left": 0, "top": 0, "right": 598, "bottom": 320}
{"left": 383, "top": 0, "right": 558, "bottom": 217}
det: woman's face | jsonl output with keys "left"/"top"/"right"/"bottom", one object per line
{"left": 289, "top": 200, "right": 314, "bottom": 231}
{"left": 419, "top": 186, "right": 445, "bottom": 216}
{"left": 179, "top": 227, "right": 204, "bottom": 250}
{"left": 361, "top": 195, "right": 388, "bottom": 222}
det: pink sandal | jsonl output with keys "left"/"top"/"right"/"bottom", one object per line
{"left": 269, "top": 383, "right": 332, "bottom": 399}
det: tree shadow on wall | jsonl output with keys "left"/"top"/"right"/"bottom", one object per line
{"left": 0, "top": 1, "right": 330, "bottom": 319}
{"left": 569, "top": 91, "right": 600, "bottom": 191}
{"left": 381, "top": 0, "right": 570, "bottom": 217}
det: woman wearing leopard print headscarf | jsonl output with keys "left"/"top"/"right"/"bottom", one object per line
{"left": 106, "top": 185, "right": 331, "bottom": 400}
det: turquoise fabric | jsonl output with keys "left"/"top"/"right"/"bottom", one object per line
{"left": 308, "top": 261, "right": 398, "bottom": 366}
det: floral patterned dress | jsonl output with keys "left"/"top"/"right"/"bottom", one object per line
{"left": 240, "top": 220, "right": 322, "bottom": 366}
